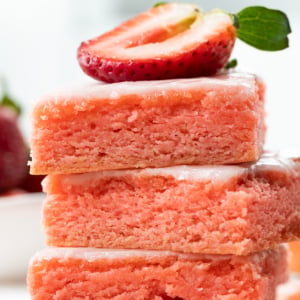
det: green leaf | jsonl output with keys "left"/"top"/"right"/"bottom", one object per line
{"left": 229, "top": 13, "right": 239, "bottom": 29}
{"left": 0, "top": 78, "right": 22, "bottom": 115}
{"left": 1, "top": 94, "right": 22, "bottom": 115}
{"left": 153, "top": 2, "right": 168, "bottom": 8}
{"left": 225, "top": 58, "right": 238, "bottom": 69}
{"left": 236, "top": 6, "right": 291, "bottom": 51}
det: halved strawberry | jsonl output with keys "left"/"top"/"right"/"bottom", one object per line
{"left": 77, "top": 3, "right": 236, "bottom": 83}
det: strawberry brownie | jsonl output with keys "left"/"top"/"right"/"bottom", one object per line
{"left": 27, "top": 246, "right": 287, "bottom": 300}
{"left": 43, "top": 151, "right": 300, "bottom": 255}
{"left": 30, "top": 72, "right": 265, "bottom": 175}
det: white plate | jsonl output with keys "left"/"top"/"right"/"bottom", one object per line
{"left": 0, "top": 193, "right": 45, "bottom": 282}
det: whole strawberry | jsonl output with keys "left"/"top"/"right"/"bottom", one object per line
{"left": 0, "top": 85, "right": 27, "bottom": 192}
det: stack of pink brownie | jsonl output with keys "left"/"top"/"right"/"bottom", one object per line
{"left": 27, "top": 72, "right": 300, "bottom": 299}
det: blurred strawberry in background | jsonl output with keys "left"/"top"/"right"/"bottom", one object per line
{"left": 0, "top": 78, "right": 44, "bottom": 194}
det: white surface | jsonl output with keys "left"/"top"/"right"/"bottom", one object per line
{"left": 0, "top": 284, "right": 29, "bottom": 300}
{"left": 0, "top": 193, "right": 45, "bottom": 282}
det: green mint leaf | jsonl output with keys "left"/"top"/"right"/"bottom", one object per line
{"left": 0, "top": 78, "right": 22, "bottom": 115}
{"left": 153, "top": 2, "right": 168, "bottom": 7}
{"left": 236, "top": 6, "right": 291, "bottom": 51}
{"left": 225, "top": 58, "right": 238, "bottom": 69}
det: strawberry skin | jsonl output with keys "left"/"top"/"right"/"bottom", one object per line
{"left": 77, "top": 3, "right": 236, "bottom": 83}
{"left": 0, "top": 107, "right": 27, "bottom": 192}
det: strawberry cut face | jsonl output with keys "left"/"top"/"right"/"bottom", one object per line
{"left": 77, "top": 3, "right": 236, "bottom": 83}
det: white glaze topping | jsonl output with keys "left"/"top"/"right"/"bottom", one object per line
{"left": 31, "top": 247, "right": 207, "bottom": 262}
{"left": 37, "top": 72, "right": 256, "bottom": 105}
{"left": 31, "top": 246, "right": 281, "bottom": 264}
{"left": 52, "top": 165, "right": 247, "bottom": 188}
{"left": 50, "top": 151, "right": 298, "bottom": 189}
{"left": 141, "top": 165, "right": 247, "bottom": 181}
{"left": 245, "top": 150, "right": 298, "bottom": 176}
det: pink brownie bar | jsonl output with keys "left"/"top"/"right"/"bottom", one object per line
{"left": 43, "top": 151, "right": 300, "bottom": 255}
{"left": 30, "top": 72, "right": 265, "bottom": 174}
{"left": 27, "top": 246, "right": 287, "bottom": 300}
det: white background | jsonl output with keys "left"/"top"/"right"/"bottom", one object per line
{"left": 0, "top": 0, "right": 299, "bottom": 298}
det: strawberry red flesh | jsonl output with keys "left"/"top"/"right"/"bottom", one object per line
{"left": 77, "top": 4, "right": 236, "bottom": 83}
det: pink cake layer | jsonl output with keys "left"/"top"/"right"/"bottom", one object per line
{"left": 30, "top": 72, "right": 265, "bottom": 174}
{"left": 43, "top": 151, "right": 300, "bottom": 255}
{"left": 27, "top": 246, "right": 288, "bottom": 300}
